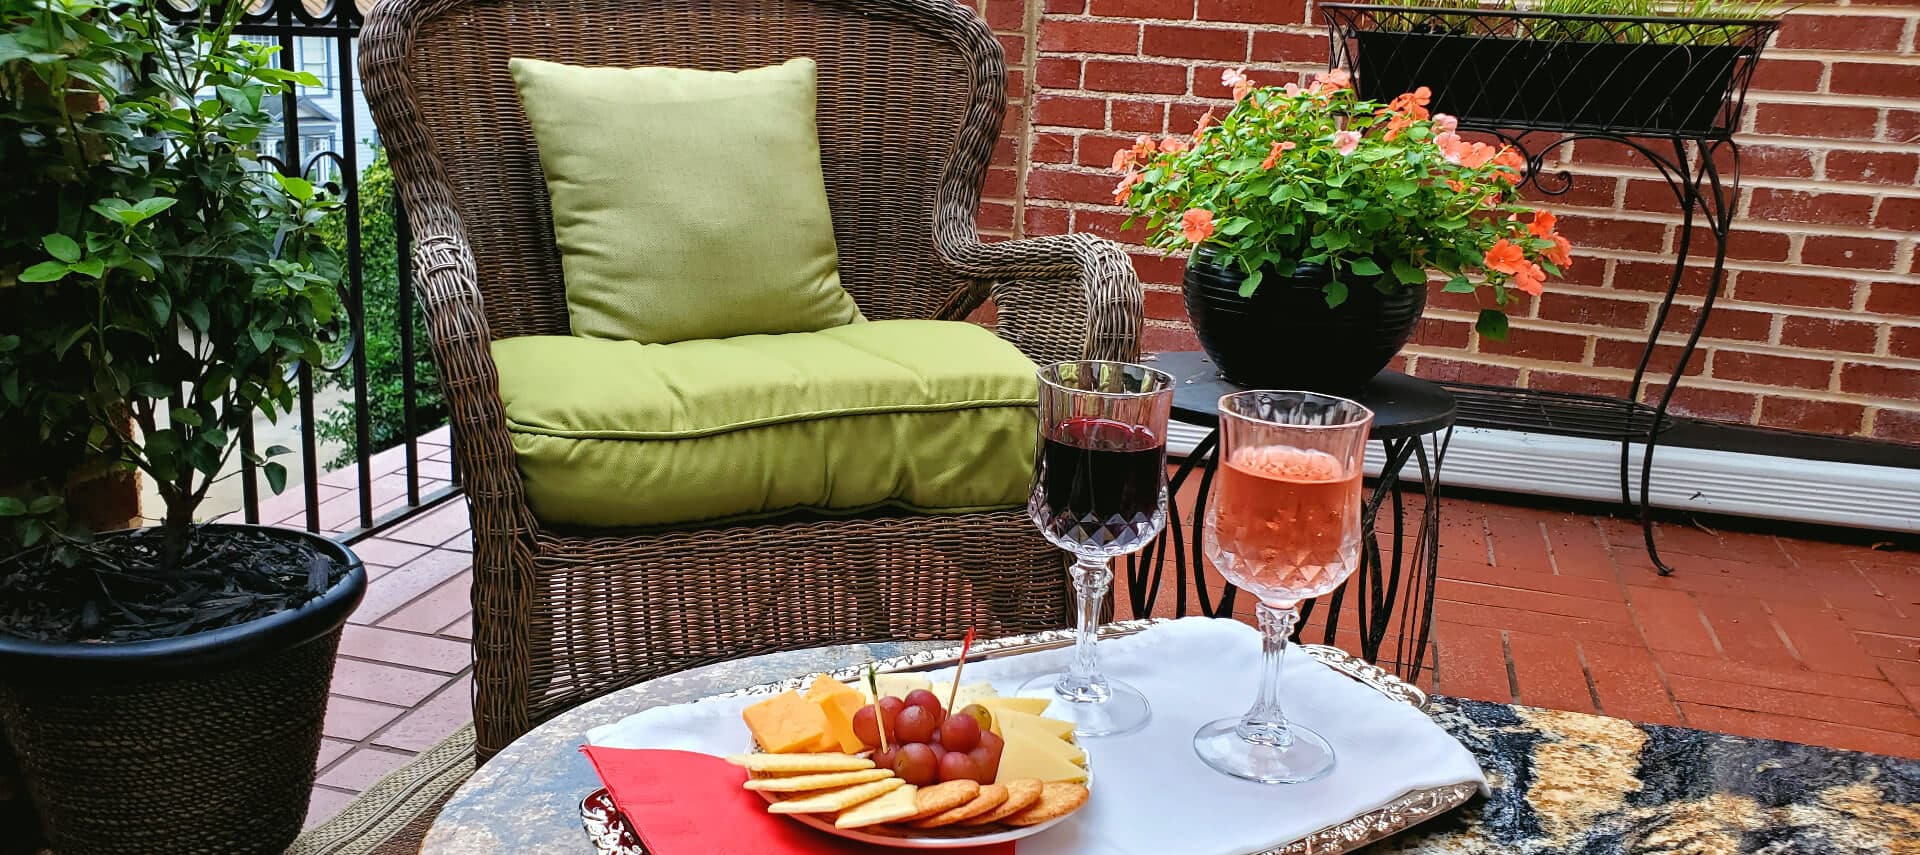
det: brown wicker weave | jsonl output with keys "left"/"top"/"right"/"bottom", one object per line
{"left": 359, "top": 0, "right": 1144, "bottom": 759}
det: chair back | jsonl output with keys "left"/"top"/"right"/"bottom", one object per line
{"left": 361, "top": 0, "right": 1006, "bottom": 338}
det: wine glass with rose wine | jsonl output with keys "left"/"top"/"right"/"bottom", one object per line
{"left": 1019, "top": 360, "right": 1173, "bottom": 737}
{"left": 1193, "top": 390, "right": 1373, "bottom": 783}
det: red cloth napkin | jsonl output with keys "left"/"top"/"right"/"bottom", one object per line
{"left": 581, "top": 746, "right": 1015, "bottom": 854}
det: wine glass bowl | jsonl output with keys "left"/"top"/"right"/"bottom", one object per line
{"left": 1194, "top": 390, "right": 1373, "bottom": 784}
{"left": 1019, "top": 360, "right": 1174, "bottom": 738}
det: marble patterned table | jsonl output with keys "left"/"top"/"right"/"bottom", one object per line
{"left": 422, "top": 638, "right": 1920, "bottom": 854}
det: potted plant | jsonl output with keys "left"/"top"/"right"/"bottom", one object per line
{"left": 1323, "top": 0, "right": 1783, "bottom": 136}
{"left": 0, "top": 1, "right": 365, "bottom": 852}
{"left": 1115, "top": 68, "right": 1573, "bottom": 392}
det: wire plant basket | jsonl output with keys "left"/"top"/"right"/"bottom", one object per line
{"left": 1322, "top": 3, "right": 1781, "bottom": 138}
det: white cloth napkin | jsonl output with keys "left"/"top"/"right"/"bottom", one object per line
{"left": 587, "top": 618, "right": 1487, "bottom": 854}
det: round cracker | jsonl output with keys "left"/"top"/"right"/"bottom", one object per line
{"left": 958, "top": 778, "right": 1044, "bottom": 826}
{"left": 910, "top": 783, "right": 1008, "bottom": 828}
{"left": 1001, "top": 782, "right": 1089, "bottom": 827}
{"left": 908, "top": 779, "right": 980, "bottom": 819}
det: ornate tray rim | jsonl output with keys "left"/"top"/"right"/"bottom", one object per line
{"left": 581, "top": 619, "right": 1476, "bottom": 855}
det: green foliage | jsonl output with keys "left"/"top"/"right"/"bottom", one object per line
{"left": 313, "top": 150, "right": 446, "bottom": 468}
{"left": 1375, "top": 0, "right": 1784, "bottom": 45}
{"left": 1116, "top": 71, "right": 1570, "bottom": 335}
{"left": 0, "top": 0, "right": 341, "bottom": 565}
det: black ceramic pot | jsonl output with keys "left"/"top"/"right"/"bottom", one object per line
{"left": 0, "top": 525, "right": 366, "bottom": 855}
{"left": 1183, "top": 247, "right": 1427, "bottom": 393}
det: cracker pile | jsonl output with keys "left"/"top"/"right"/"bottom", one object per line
{"left": 725, "top": 753, "right": 1090, "bottom": 833}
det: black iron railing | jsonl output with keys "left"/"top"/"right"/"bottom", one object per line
{"left": 161, "top": 0, "right": 457, "bottom": 540}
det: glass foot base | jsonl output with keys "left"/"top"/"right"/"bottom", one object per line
{"left": 1014, "top": 673, "right": 1151, "bottom": 737}
{"left": 1192, "top": 718, "right": 1335, "bottom": 783}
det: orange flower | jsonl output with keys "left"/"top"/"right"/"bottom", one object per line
{"left": 1181, "top": 208, "right": 1216, "bottom": 244}
{"left": 1492, "top": 147, "right": 1526, "bottom": 184}
{"left": 1387, "top": 86, "right": 1432, "bottom": 120}
{"left": 1512, "top": 262, "right": 1546, "bottom": 296}
{"left": 1528, "top": 209, "right": 1557, "bottom": 238}
{"left": 1432, "top": 112, "right": 1458, "bottom": 134}
{"left": 1159, "top": 137, "right": 1190, "bottom": 154}
{"left": 1132, "top": 135, "right": 1158, "bottom": 161}
{"left": 1114, "top": 171, "right": 1142, "bottom": 204}
{"left": 1546, "top": 233, "right": 1573, "bottom": 269}
{"left": 1383, "top": 113, "right": 1415, "bottom": 141}
{"left": 1193, "top": 109, "right": 1216, "bottom": 136}
{"left": 1260, "top": 140, "right": 1297, "bottom": 169}
{"left": 1310, "top": 68, "right": 1351, "bottom": 94}
{"left": 1111, "top": 147, "right": 1136, "bottom": 173}
{"left": 1483, "top": 238, "right": 1528, "bottom": 277}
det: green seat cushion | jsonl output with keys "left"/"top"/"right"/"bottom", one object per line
{"left": 493, "top": 320, "right": 1039, "bottom": 528}
{"left": 509, "top": 56, "right": 863, "bottom": 344}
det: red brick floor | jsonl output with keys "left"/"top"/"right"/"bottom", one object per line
{"left": 304, "top": 477, "right": 1920, "bottom": 828}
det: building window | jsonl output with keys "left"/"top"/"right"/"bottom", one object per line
{"left": 299, "top": 38, "right": 335, "bottom": 91}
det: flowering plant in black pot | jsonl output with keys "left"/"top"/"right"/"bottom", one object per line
{"left": 1115, "top": 67, "right": 1573, "bottom": 391}
{"left": 0, "top": 1, "right": 365, "bottom": 851}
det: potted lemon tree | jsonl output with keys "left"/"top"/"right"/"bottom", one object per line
{"left": 0, "top": 1, "right": 365, "bottom": 851}
{"left": 1115, "top": 68, "right": 1573, "bottom": 391}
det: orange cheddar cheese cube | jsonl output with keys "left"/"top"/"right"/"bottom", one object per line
{"left": 804, "top": 675, "right": 861, "bottom": 703}
{"left": 816, "top": 690, "right": 868, "bottom": 754}
{"left": 742, "top": 689, "right": 836, "bottom": 754}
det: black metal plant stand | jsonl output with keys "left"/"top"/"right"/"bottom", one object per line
{"left": 1321, "top": 4, "right": 1782, "bottom": 576}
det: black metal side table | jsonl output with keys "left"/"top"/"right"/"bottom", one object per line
{"left": 1127, "top": 351, "right": 1456, "bottom": 681}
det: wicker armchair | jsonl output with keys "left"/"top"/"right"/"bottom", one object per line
{"left": 361, "top": 0, "right": 1144, "bottom": 758}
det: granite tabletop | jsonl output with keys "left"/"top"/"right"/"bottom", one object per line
{"left": 421, "top": 638, "right": 1920, "bottom": 854}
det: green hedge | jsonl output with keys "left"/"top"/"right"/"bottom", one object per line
{"left": 315, "top": 151, "right": 447, "bottom": 469}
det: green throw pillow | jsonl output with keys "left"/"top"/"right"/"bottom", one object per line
{"left": 509, "top": 56, "right": 863, "bottom": 343}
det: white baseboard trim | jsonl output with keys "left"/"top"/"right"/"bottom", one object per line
{"left": 1168, "top": 422, "right": 1920, "bottom": 533}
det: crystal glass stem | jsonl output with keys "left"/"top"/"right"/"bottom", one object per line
{"left": 1238, "top": 601, "right": 1299, "bottom": 746}
{"left": 1056, "top": 555, "right": 1114, "bottom": 703}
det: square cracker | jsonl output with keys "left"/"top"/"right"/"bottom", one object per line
{"left": 834, "top": 785, "right": 922, "bottom": 829}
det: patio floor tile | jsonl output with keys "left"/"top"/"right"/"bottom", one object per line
{"left": 321, "top": 696, "right": 407, "bottom": 742}
{"left": 317, "top": 747, "right": 417, "bottom": 791}
{"left": 338, "top": 624, "right": 472, "bottom": 674}
{"left": 329, "top": 657, "right": 458, "bottom": 707}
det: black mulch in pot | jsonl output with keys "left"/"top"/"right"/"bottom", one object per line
{"left": 0, "top": 527, "right": 342, "bottom": 644}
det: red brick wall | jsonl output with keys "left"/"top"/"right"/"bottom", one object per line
{"left": 974, "top": 0, "right": 1920, "bottom": 445}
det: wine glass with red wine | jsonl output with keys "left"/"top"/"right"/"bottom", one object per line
{"left": 1018, "top": 360, "right": 1174, "bottom": 737}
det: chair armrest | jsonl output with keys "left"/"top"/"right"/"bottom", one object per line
{"left": 410, "top": 232, "right": 537, "bottom": 540}
{"left": 941, "top": 234, "right": 1144, "bottom": 364}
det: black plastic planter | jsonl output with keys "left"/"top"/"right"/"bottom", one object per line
{"left": 1352, "top": 30, "right": 1751, "bottom": 136}
{"left": 1184, "top": 248, "right": 1427, "bottom": 394}
{"left": 0, "top": 526, "right": 366, "bottom": 855}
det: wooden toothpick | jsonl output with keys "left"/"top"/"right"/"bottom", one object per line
{"left": 945, "top": 627, "right": 977, "bottom": 713}
{"left": 864, "top": 665, "right": 891, "bottom": 752}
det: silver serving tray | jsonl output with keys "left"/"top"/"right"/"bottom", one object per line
{"left": 581, "top": 619, "right": 1478, "bottom": 854}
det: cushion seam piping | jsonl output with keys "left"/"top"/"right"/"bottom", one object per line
{"left": 504, "top": 397, "right": 1040, "bottom": 440}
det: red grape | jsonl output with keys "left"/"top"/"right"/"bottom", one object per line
{"left": 871, "top": 745, "right": 898, "bottom": 772}
{"left": 852, "top": 705, "right": 880, "bottom": 748}
{"left": 964, "top": 746, "right": 994, "bottom": 782}
{"left": 937, "top": 712, "right": 981, "bottom": 753}
{"left": 973, "top": 731, "right": 1005, "bottom": 781}
{"left": 903, "top": 689, "right": 946, "bottom": 722}
{"left": 894, "top": 705, "right": 937, "bottom": 743}
{"left": 927, "top": 743, "right": 948, "bottom": 763}
{"left": 937, "top": 751, "right": 979, "bottom": 783}
{"left": 893, "top": 743, "right": 938, "bottom": 786}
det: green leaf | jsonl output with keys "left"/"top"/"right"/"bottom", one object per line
{"left": 1476, "top": 309, "right": 1510, "bottom": 340}
{"left": 1347, "top": 258, "right": 1383, "bottom": 277}
{"left": 1391, "top": 259, "right": 1426, "bottom": 286}
{"left": 263, "top": 461, "right": 288, "bottom": 494}
{"left": 1443, "top": 276, "right": 1476, "bottom": 294}
{"left": 182, "top": 300, "right": 210, "bottom": 332}
{"left": 249, "top": 327, "right": 274, "bottom": 353}
{"left": 264, "top": 444, "right": 292, "bottom": 457}
{"left": 0, "top": 335, "right": 17, "bottom": 352}
{"left": 27, "top": 495, "right": 61, "bottom": 514}
{"left": 1386, "top": 179, "right": 1418, "bottom": 197}
{"left": 1322, "top": 230, "right": 1352, "bottom": 251}
{"left": 1237, "top": 267, "right": 1265, "bottom": 298}
{"left": 0, "top": 497, "right": 25, "bottom": 516}
{"left": 18, "top": 262, "right": 69, "bottom": 283}
{"left": 170, "top": 408, "right": 202, "bottom": 427}
{"left": 42, "top": 234, "right": 81, "bottom": 263}
{"left": 275, "top": 174, "right": 315, "bottom": 202}
{"left": 1323, "top": 280, "right": 1349, "bottom": 308}
{"left": 131, "top": 197, "right": 178, "bottom": 219}
{"left": 69, "top": 258, "right": 105, "bottom": 278}
{"left": 1218, "top": 217, "right": 1252, "bottom": 237}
